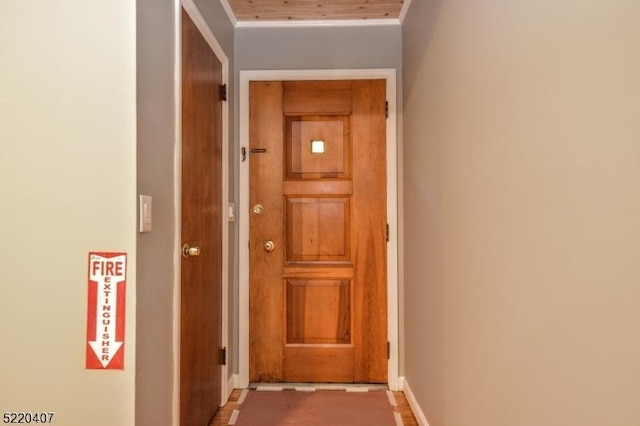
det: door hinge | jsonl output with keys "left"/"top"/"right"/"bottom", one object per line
{"left": 386, "top": 223, "right": 390, "bottom": 242}
{"left": 220, "top": 84, "right": 228, "bottom": 102}
{"left": 387, "top": 341, "right": 390, "bottom": 360}
{"left": 219, "top": 347, "right": 227, "bottom": 365}
{"left": 385, "top": 100, "right": 389, "bottom": 119}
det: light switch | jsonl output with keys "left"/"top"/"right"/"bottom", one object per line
{"left": 139, "top": 195, "right": 152, "bottom": 233}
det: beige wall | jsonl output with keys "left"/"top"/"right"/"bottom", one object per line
{"left": 0, "top": 1, "right": 137, "bottom": 426}
{"left": 403, "top": 1, "right": 640, "bottom": 425}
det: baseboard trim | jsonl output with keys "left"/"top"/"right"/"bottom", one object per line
{"left": 227, "top": 374, "right": 238, "bottom": 399}
{"left": 401, "top": 377, "right": 430, "bottom": 426}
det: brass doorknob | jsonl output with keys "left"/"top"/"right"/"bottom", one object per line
{"left": 182, "top": 244, "right": 200, "bottom": 259}
{"left": 252, "top": 204, "right": 264, "bottom": 215}
{"left": 264, "top": 240, "right": 275, "bottom": 252}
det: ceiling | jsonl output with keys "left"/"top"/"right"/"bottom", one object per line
{"left": 224, "top": 0, "right": 408, "bottom": 24}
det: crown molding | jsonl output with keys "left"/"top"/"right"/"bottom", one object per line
{"left": 234, "top": 17, "right": 401, "bottom": 28}
{"left": 219, "top": 0, "right": 238, "bottom": 27}
{"left": 398, "top": 0, "right": 413, "bottom": 23}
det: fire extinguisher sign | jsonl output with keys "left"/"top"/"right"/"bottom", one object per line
{"left": 86, "top": 252, "right": 127, "bottom": 370}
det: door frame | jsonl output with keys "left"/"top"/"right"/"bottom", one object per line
{"left": 238, "top": 69, "right": 400, "bottom": 391}
{"left": 173, "top": 0, "right": 231, "bottom": 423}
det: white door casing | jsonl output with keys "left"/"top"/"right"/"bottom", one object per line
{"left": 238, "top": 69, "right": 399, "bottom": 391}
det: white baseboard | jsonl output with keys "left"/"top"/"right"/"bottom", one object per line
{"left": 227, "top": 374, "right": 238, "bottom": 399}
{"left": 400, "top": 377, "right": 430, "bottom": 426}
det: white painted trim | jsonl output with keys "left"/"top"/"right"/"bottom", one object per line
{"left": 385, "top": 70, "right": 400, "bottom": 392}
{"left": 238, "top": 69, "right": 400, "bottom": 391}
{"left": 238, "top": 73, "right": 251, "bottom": 389}
{"left": 182, "top": 0, "right": 229, "bottom": 64}
{"left": 400, "top": 378, "right": 431, "bottom": 426}
{"left": 398, "top": 0, "right": 414, "bottom": 24}
{"left": 235, "top": 18, "right": 401, "bottom": 28}
{"left": 227, "top": 374, "right": 238, "bottom": 399}
{"left": 218, "top": 0, "right": 238, "bottom": 28}
{"left": 172, "top": 2, "right": 182, "bottom": 425}
{"left": 175, "top": 2, "right": 232, "bottom": 423}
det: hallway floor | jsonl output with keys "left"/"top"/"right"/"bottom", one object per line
{"left": 210, "top": 387, "right": 418, "bottom": 425}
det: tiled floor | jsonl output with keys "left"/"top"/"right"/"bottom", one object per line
{"left": 210, "top": 388, "right": 419, "bottom": 425}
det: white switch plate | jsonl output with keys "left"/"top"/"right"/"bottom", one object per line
{"left": 139, "top": 195, "right": 152, "bottom": 233}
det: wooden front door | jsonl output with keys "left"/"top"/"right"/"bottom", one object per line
{"left": 249, "top": 80, "right": 388, "bottom": 383}
{"left": 180, "top": 8, "right": 223, "bottom": 425}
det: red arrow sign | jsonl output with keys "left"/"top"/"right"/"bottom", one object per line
{"left": 86, "top": 252, "right": 127, "bottom": 370}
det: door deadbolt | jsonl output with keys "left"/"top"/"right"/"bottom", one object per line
{"left": 182, "top": 244, "right": 201, "bottom": 259}
{"left": 264, "top": 240, "right": 275, "bottom": 252}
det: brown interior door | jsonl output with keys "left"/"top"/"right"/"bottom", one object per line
{"left": 249, "top": 80, "right": 388, "bottom": 383}
{"left": 180, "top": 8, "right": 223, "bottom": 425}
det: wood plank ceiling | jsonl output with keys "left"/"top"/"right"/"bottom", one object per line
{"left": 227, "top": 0, "right": 405, "bottom": 21}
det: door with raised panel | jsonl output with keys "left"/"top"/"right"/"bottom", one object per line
{"left": 249, "top": 80, "right": 387, "bottom": 383}
{"left": 180, "top": 7, "right": 223, "bottom": 425}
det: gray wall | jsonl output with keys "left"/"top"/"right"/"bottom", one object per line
{"left": 236, "top": 25, "right": 402, "bottom": 71}
{"left": 194, "top": 0, "right": 234, "bottom": 54}
{"left": 234, "top": 24, "right": 404, "bottom": 374}
{"left": 136, "top": 0, "right": 234, "bottom": 424}
{"left": 403, "top": 0, "right": 640, "bottom": 425}
{"left": 136, "top": 0, "right": 176, "bottom": 424}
